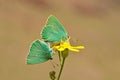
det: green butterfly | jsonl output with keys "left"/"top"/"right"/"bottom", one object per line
{"left": 41, "top": 15, "right": 68, "bottom": 43}
{"left": 27, "top": 15, "right": 68, "bottom": 64}
{"left": 27, "top": 40, "right": 53, "bottom": 64}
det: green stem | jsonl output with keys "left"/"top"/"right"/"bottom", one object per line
{"left": 57, "top": 57, "right": 66, "bottom": 80}
{"left": 58, "top": 51, "right": 62, "bottom": 65}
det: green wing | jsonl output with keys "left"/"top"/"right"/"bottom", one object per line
{"left": 27, "top": 40, "right": 53, "bottom": 64}
{"left": 41, "top": 15, "right": 68, "bottom": 43}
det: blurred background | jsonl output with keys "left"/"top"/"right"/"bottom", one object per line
{"left": 0, "top": 0, "right": 120, "bottom": 80}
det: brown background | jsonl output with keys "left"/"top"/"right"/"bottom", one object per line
{"left": 0, "top": 0, "right": 120, "bottom": 80}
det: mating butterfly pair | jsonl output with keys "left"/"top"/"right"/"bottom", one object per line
{"left": 27, "top": 15, "right": 69, "bottom": 64}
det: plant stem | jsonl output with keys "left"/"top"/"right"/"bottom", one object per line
{"left": 58, "top": 51, "right": 62, "bottom": 65}
{"left": 57, "top": 57, "right": 66, "bottom": 80}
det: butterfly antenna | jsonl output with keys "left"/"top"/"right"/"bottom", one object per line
{"left": 49, "top": 60, "right": 59, "bottom": 68}
{"left": 49, "top": 60, "right": 56, "bottom": 68}
{"left": 52, "top": 61, "right": 59, "bottom": 67}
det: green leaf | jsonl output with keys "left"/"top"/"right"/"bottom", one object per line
{"left": 49, "top": 71, "right": 56, "bottom": 80}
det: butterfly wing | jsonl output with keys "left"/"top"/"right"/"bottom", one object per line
{"left": 27, "top": 40, "right": 53, "bottom": 64}
{"left": 42, "top": 25, "right": 64, "bottom": 42}
{"left": 41, "top": 15, "right": 68, "bottom": 43}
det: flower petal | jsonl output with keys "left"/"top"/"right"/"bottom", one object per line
{"left": 53, "top": 41, "right": 85, "bottom": 52}
{"left": 73, "top": 46, "right": 85, "bottom": 49}
{"left": 57, "top": 47, "right": 65, "bottom": 51}
{"left": 68, "top": 48, "right": 79, "bottom": 52}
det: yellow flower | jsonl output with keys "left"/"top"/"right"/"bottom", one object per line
{"left": 53, "top": 41, "right": 85, "bottom": 52}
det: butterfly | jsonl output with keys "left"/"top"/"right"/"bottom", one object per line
{"left": 27, "top": 40, "right": 53, "bottom": 64}
{"left": 27, "top": 15, "right": 69, "bottom": 64}
{"left": 41, "top": 15, "right": 69, "bottom": 43}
